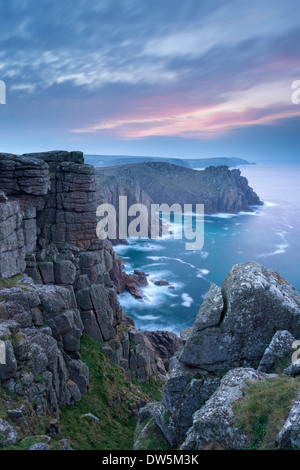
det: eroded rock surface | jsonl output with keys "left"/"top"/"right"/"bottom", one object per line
{"left": 180, "top": 262, "right": 300, "bottom": 371}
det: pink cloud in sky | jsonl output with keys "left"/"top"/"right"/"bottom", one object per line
{"left": 71, "top": 79, "right": 300, "bottom": 139}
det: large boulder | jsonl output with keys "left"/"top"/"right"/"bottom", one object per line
{"left": 180, "top": 262, "right": 300, "bottom": 371}
{"left": 181, "top": 368, "right": 270, "bottom": 450}
{"left": 258, "top": 330, "right": 295, "bottom": 373}
{"left": 0, "top": 419, "right": 20, "bottom": 447}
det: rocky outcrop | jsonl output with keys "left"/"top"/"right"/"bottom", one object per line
{"left": 258, "top": 330, "right": 295, "bottom": 373}
{"left": 181, "top": 368, "right": 271, "bottom": 450}
{"left": 180, "top": 262, "right": 300, "bottom": 371}
{"left": 144, "top": 330, "right": 182, "bottom": 371}
{"left": 0, "top": 275, "right": 88, "bottom": 418}
{"left": 0, "top": 193, "right": 26, "bottom": 278}
{"left": 0, "top": 150, "right": 167, "bottom": 438}
{"left": 135, "top": 352, "right": 221, "bottom": 447}
{"left": 107, "top": 244, "right": 149, "bottom": 299}
{"left": 135, "top": 262, "right": 300, "bottom": 450}
{"left": 95, "top": 162, "right": 262, "bottom": 243}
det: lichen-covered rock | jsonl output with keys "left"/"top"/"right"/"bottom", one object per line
{"left": 180, "top": 262, "right": 300, "bottom": 371}
{"left": 258, "top": 330, "right": 295, "bottom": 373}
{"left": 0, "top": 340, "right": 18, "bottom": 381}
{"left": 181, "top": 368, "right": 270, "bottom": 450}
{"left": 0, "top": 199, "right": 26, "bottom": 278}
{"left": 143, "top": 353, "right": 220, "bottom": 447}
{"left": 29, "top": 442, "right": 51, "bottom": 450}
{"left": 283, "top": 361, "right": 300, "bottom": 378}
{"left": 0, "top": 276, "right": 88, "bottom": 417}
{"left": 278, "top": 391, "right": 300, "bottom": 450}
{"left": 0, "top": 419, "right": 20, "bottom": 447}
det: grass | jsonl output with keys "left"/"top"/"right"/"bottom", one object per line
{"left": 271, "top": 354, "right": 294, "bottom": 375}
{"left": 132, "top": 376, "right": 164, "bottom": 402}
{"left": 0, "top": 275, "right": 24, "bottom": 290}
{"left": 0, "top": 334, "right": 163, "bottom": 451}
{"left": 134, "top": 417, "right": 173, "bottom": 451}
{"left": 55, "top": 334, "right": 163, "bottom": 450}
{"left": 233, "top": 375, "right": 300, "bottom": 450}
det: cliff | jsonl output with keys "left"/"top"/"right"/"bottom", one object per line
{"left": 0, "top": 151, "right": 179, "bottom": 449}
{"left": 2, "top": 152, "right": 298, "bottom": 451}
{"left": 135, "top": 262, "right": 300, "bottom": 451}
{"left": 85, "top": 154, "right": 252, "bottom": 169}
{"left": 96, "top": 162, "right": 262, "bottom": 243}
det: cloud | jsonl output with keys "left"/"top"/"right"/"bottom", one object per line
{"left": 0, "top": 0, "right": 299, "bottom": 153}
{"left": 71, "top": 79, "right": 300, "bottom": 138}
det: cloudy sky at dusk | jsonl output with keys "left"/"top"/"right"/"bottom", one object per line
{"left": 0, "top": 0, "right": 299, "bottom": 162}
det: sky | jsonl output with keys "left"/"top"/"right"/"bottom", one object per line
{"left": 0, "top": 0, "right": 299, "bottom": 162}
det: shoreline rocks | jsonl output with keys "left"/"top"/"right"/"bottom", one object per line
{"left": 135, "top": 261, "right": 300, "bottom": 450}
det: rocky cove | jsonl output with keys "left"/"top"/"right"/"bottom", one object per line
{"left": 0, "top": 151, "right": 300, "bottom": 451}
{"left": 96, "top": 161, "right": 263, "bottom": 244}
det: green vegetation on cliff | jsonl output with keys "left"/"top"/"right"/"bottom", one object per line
{"left": 233, "top": 375, "right": 300, "bottom": 450}
{"left": 0, "top": 334, "right": 163, "bottom": 450}
{"left": 57, "top": 334, "right": 159, "bottom": 450}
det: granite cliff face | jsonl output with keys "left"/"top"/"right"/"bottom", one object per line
{"left": 0, "top": 151, "right": 171, "bottom": 436}
{"left": 96, "top": 162, "right": 262, "bottom": 243}
{"left": 135, "top": 262, "right": 300, "bottom": 450}
{"left": 2, "top": 153, "right": 299, "bottom": 451}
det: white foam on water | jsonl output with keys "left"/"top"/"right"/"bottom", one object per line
{"left": 135, "top": 314, "right": 160, "bottom": 321}
{"left": 140, "top": 262, "right": 166, "bottom": 269}
{"left": 263, "top": 201, "right": 277, "bottom": 207}
{"left": 131, "top": 243, "right": 165, "bottom": 252}
{"left": 196, "top": 269, "right": 210, "bottom": 278}
{"left": 181, "top": 293, "right": 194, "bottom": 307}
{"left": 209, "top": 213, "right": 237, "bottom": 219}
{"left": 147, "top": 255, "right": 211, "bottom": 281}
{"left": 256, "top": 230, "right": 290, "bottom": 258}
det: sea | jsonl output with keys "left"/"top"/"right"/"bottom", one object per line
{"left": 114, "top": 163, "right": 300, "bottom": 335}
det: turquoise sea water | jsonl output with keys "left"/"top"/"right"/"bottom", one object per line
{"left": 115, "top": 163, "right": 300, "bottom": 335}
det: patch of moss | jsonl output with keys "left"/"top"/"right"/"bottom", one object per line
{"left": 33, "top": 374, "right": 45, "bottom": 384}
{"left": 164, "top": 411, "right": 171, "bottom": 424}
{"left": 271, "top": 355, "right": 294, "bottom": 374}
{"left": 0, "top": 334, "right": 163, "bottom": 451}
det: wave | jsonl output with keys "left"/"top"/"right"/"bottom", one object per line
{"left": 147, "top": 255, "right": 210, "bottom": 278}
{"left": 140, "top": 262, "right": 166, "bottom": 269}
{"left": 208, "top": 213, "right": 238, "bottom": 219}
{"left": 115, "top": 242, "right": 165, "bottom": 255}
{"left": 263, "top": 201, "right": 277, "bottom": 207}
{"left": 181, "top": 293, "right": 194, "bottom": 307}
{"left": 256, "top": 230, "right": 289, "bottom": 258}
{"left": 135, "top": 314, "right": 160, "bottom": 321}
{"left": 207, "top": 209, "right": 260, "bottom": 219}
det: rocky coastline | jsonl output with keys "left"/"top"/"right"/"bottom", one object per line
{"left": 1, "top": 151, "right": 300, "bottom": 451}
